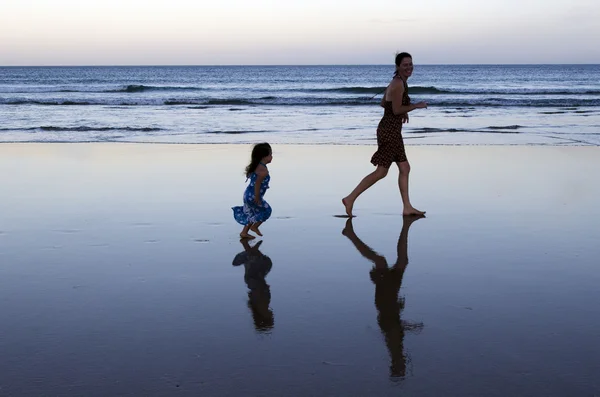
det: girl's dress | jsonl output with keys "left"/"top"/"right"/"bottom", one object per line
{"left": 232, "top": 164, "right": 272, "bottom": 225}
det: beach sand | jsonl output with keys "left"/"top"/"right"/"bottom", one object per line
{"left": 1, "top": 143, "right": 599, "bottom": 396}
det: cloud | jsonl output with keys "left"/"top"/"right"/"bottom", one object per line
{"left": 369, "top": 18, "right": 418, "bottom": 24}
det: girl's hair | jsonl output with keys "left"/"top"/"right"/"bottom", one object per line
{"left": 394, "top": 52, "right": 412, "bottom": 77}
{"left": 245, "top": 142, "right": 272, "bottom": 177}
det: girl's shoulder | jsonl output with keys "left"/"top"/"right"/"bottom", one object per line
{"left": 255, "top": 163, "right": 269, "bottom": 177}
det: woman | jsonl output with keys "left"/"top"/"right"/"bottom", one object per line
{"left": 342, "top": 52, "right": 427, "bottom": 217}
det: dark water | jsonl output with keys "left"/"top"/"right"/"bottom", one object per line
{"left": 1, "top": 65, "right": 599, "bottom": 145}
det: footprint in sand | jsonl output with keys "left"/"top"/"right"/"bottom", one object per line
{"left": 193, "top": 239, "right": 210, "bottom": 243}
{"left": 372, "top": 212, "right": 403, "bottom": 217}
{"left": 42, "top": 245, "right": 64, "bottom": 250}
{"left": 144, "top": 239, "right": 160, "bottom": 244}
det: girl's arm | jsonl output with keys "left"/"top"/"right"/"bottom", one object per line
{"left": 390, "top": 82, "right": 427, "bottom": 116}
{"left": 253, "top": 166, "right": 268, "bottom": 204}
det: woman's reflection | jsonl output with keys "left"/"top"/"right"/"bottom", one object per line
{"left": 232, "top": 239, "right": 274, "bottom": 333}
{"left": 342, "top": 216, "right": 425, "bottom": 379}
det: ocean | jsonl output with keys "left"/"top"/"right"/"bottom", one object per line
{"left": 1, "top": 65, "right": 599, "bottom": 145}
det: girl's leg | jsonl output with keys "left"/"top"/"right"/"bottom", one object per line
{"left": 250, "top": 221, "right": 263, "bottom": 236}
{"left": 240, "top": 224, "right": 255, "bottom": 239}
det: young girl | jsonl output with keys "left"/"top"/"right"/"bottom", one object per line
{"left": 232, "top": 143, "right": 273, "bottom": 239}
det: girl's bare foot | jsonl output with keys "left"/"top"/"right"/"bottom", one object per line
{"left": 250, "top": 225, "right": 263, "bottom": 236}
{"left": 240, "top": 233, "right": 255, "bottom": 239}
{"left": 342, "top": 197, "right": 354, "bottom": 217}
{"left": 403, "top": 206, "right": 426, "bottom": 216}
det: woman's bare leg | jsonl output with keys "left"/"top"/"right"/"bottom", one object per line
{"left": 397, "top": 161, "right": 425, "bottom": 216}
{"left": 342, "top": 166, "right": 389, "bottom": 217}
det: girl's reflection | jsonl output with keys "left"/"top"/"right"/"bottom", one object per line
{"left": 342, "top": 216, "right": 424, "bottom": 379}
{"left": 232, "top": 239, "right": 274, "bottom": 333}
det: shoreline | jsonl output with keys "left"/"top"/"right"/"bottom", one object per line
{"left": 1, "top": 140, "right": 598, "bottom": 146}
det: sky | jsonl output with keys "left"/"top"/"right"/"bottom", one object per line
{"left": 0, "top": 0, "right": 599, "bottom": 65}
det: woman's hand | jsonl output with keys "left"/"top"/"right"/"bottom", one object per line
{"left": 254, "top": 197, "right": 262, "bottom": 206}
{"left": 414, "top": 101, "right": 428, "bottom": 109}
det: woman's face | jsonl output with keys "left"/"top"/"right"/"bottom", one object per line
{"left": 397, "top": 57, "right": 414, "bottom": 78}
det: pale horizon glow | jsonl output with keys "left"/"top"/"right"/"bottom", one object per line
{"left": 1, "top": 0, "right": 599, "bottom": 66}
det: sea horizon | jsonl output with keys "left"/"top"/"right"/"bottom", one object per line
{"left": 2, "top": 63, "right": 600, "bottom": 67}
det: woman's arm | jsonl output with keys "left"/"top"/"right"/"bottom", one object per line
{"left": 391, "top": 82, "right": 427, "bottom": 116}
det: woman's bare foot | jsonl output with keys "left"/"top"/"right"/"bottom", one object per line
{"left": 240, "top": 233, "right": 255, "bottom": 240}
{"left": 250, "top": 226, "right": 263, "bottom": 236}
{"left": 342, "top": 197, "right": 354, "bottom": 217}
{"left": 403, "top": 206, "right": 426, "bottom": 216}
{"left": 403, "top": 213, "right": 426, "bottom": 222}
{"left": 341, "top": 218, "right": 355, "bottom": 237}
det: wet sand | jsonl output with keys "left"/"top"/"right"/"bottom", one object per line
{"left": 1, "top": 143, "right": 599, "bottom": 396}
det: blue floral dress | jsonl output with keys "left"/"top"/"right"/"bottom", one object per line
{"left": 232, "top": 164, "right": 272, "bottom": 225}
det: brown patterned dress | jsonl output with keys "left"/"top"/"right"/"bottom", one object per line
{"left": 370, "top": 78, "right": 410, "bottom": 168}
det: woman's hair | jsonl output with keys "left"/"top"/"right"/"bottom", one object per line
{"left": 245, "top": 142, "right": 272, "bottom": 177}
{"left": 394, "top": 52, "right": 412, "bottom": 76}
